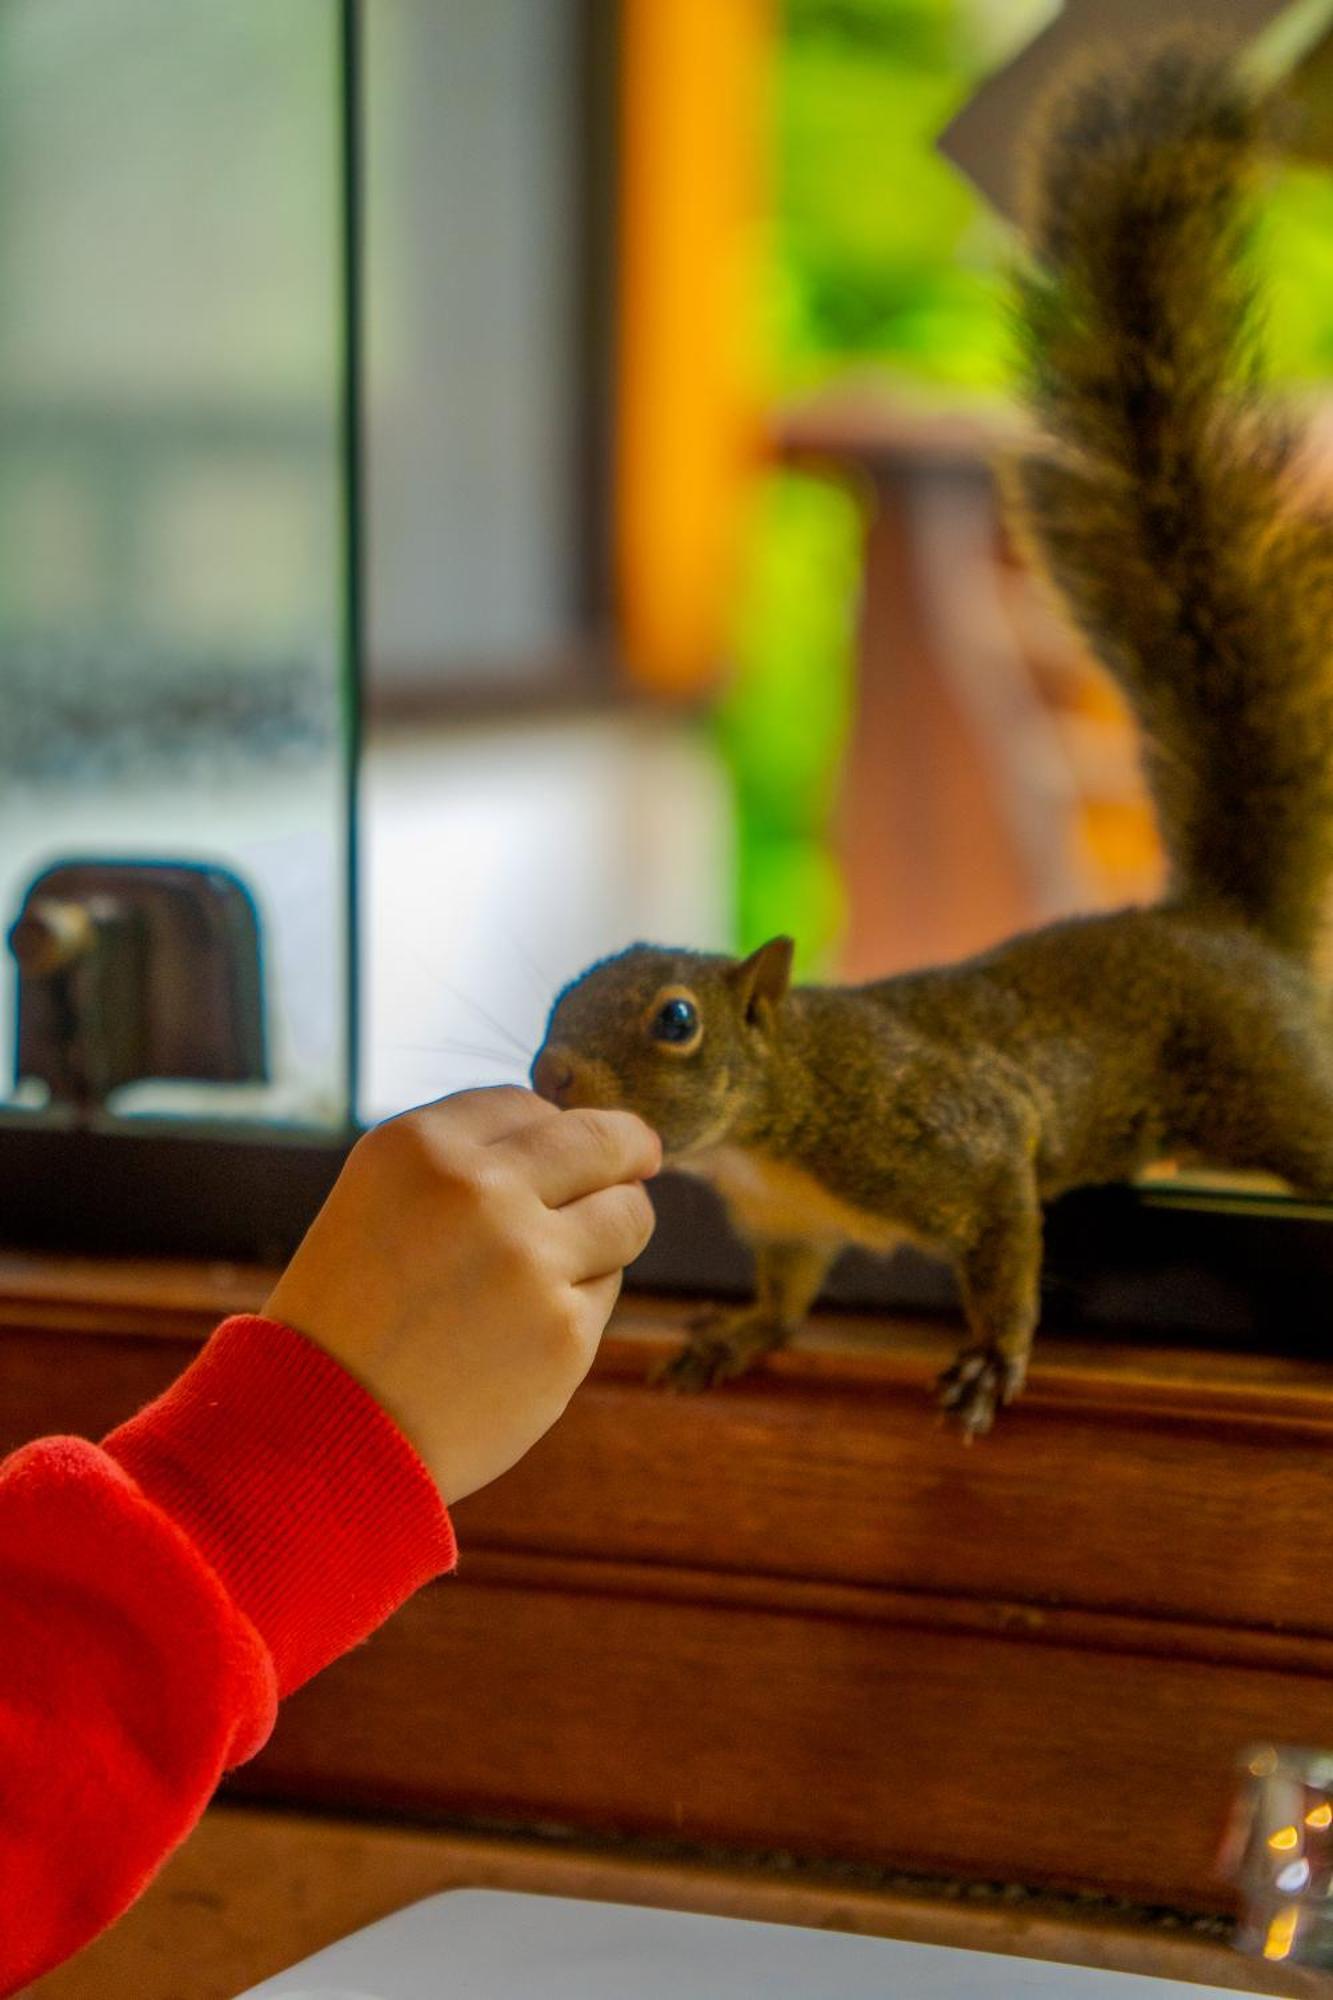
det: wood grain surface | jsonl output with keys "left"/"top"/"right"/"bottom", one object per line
{"left": 4, "top": 1254, "right": 1332, "bottom": 1927}
{"left": 24, "top": 1806, "right": 1321, "bottom": 2000}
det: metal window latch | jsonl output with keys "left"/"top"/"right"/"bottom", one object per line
{"left": 7, "top": 859, "right": 267, "bottom": 1118}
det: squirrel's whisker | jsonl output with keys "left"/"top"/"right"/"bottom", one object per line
{"left": 437, "top": 982, "right": 534, "bottom": 1061}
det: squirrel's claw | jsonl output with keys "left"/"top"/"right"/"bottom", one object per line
{"left": 653, "top": 1307, "right": 786, "bottom": 1393}
{"left": 936, "top": 1342, "right": 1026, "bottom": 1438}
{"left": 653, "top": 1341, "right": 730, "bottom": 1393}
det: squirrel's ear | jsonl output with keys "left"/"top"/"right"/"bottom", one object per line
{"left": 730, "top": 936, "right": 794, "bottom": 1024}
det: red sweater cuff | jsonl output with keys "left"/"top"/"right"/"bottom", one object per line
{"left": 104, "top": 1315, "right": 456, "bottom": 1695}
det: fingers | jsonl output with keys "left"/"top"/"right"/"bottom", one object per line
{"left": 558, "top": 1180, "right": 657, "bottom": 1282}
{"left": 495, "top": 1106, "right": 662, "bottom": 1209}
{"left": 407, "top": 1085, "right": 558, "bottom": 1149}
{"left": 571, "top": 1268, "right": 624, "bottom": 1344}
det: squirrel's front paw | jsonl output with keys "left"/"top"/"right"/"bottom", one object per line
{"left": 936, "top": 1342, "right": 1027, "bottom": 1438}
{"left": 653, "top": 1307, "right": 786, "bottom": 1393}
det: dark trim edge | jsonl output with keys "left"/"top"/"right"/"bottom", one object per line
{"left": 0, "top": 1123, "right": 354, "bottom": 1266}
{"left": 636, "top": 1174, "right": 1333, "bottom": 1362}
{"left": 2, "top": 1121, "right": 1332, "bottom": 1361}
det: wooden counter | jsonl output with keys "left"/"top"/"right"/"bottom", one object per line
{"left": 5, "top": 1252, "right": 1332, "bottom": 1991}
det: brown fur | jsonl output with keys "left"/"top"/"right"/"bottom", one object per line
{"left": 532, "top": 47, "right": 1333, "bottom": 1431}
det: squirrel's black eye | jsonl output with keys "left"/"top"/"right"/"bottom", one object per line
{"left": 652, "top": 996, "right": 699, "bottom": 1045}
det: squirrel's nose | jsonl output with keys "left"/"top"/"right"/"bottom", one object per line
{"left": 532, "top": 1045, "right": 576, "bottom": 1106}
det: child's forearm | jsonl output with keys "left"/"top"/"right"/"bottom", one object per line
{"left": 0, "top": 1316, "right": 455, "bottom": 1996}
{"left": 0, "top": 1087, "right": 654, "bottom": 1992}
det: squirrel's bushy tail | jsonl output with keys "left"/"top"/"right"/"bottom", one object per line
{"left": 1014, "top": 44, "right": 1333, "bottom": 962}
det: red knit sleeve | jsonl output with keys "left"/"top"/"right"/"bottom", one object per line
{"left": 0, "top": 1315, "right": 456, "bottom": 1995}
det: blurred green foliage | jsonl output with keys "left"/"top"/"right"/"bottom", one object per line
{"left": 1263, "top": 163, "right": 1333, "bottom": 380}
{"left": 770, "top": 0, "right": 1333, "bottom": 392}
{"left": 723, "top": 0, "right": 1044, "bottom": 967}
{"left": 772, "top": 0, "right": 1052, "bottom": 393}
{"left": 715, "top": 472, "right": 864, "bottom": 973}
{"left": 722, "top": 0, "right": 1333, "bottom": 970}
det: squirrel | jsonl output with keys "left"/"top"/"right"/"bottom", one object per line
{"left": 531, "top": 44, "right": 1333, "bottom": 1434}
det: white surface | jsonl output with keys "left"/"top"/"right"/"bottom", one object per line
{"left": 360, "top": 715, "right": 732, "bottom": 1120}
{"left": 0, "top": 714, "right": 731, "bottom": 1125}
{"left": 238, "top": 1889, "right": 1242, "bottom": 1999}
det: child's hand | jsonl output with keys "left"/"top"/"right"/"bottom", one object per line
{"left": 263, "top": 1087, "right": 661, "bottom": 1504}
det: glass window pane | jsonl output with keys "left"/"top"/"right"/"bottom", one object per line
{"left": 0, "top": 0, "right": 350, "bottom": 1128}
{"left": 363, "top": 0, "right": 585, "bottom": 691}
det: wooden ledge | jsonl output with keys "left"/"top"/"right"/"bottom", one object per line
{"left": 6, "top": 1252, "right": 1333, "bottom": 1912}
{"left": 0, "top": 1248, "right": 274, "bottom": 1336}
{"left": 4, "top": 1249, "right": 1333, "bottom": 1422}
{"left": 27, "top": 1806, "right": 1319, "bottom": 2000}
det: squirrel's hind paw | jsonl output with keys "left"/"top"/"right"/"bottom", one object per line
{"left": 653, "top": 1306, "right": 786, "bottom": 1393}
{"left": 937, "top": 1343, "right": 1027, "bottom": 1438}
{"left": 653, "top": 1341, "right": 734, "bottom": 1393}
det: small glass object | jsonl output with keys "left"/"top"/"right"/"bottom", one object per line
{"left": 1226, "top": 1744, "right": 1333, "bottom": 1966}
